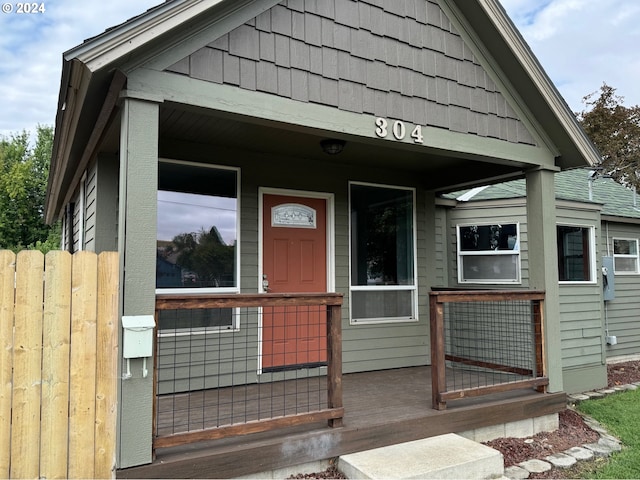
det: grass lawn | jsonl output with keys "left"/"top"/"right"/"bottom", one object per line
{"left": 576, "top": 388, "right": 640, "bottom": 478}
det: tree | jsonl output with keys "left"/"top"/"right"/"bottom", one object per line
{"left": 0, "top": 126, "right": 61, "bottom": 253}
{"left": 163, "top": 226, "right": 235, "bottom": 287}
{"left": 577, "top": 83, "right": 640, "bottom": 189}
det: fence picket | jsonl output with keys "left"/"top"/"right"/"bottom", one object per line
{"left": 68, "top": 251, "right": 98, "bottom": 480}
{"left": 10, "top": 251, "right": 45, "bottom": 479}
{"left": 95, "top": 252, "right": 119, "bottom": 479}
{"left": 0, "top": 251, "right": 16, "bottom": 479}
{"left": 40, "top": 251, "right": 72, "bottom": 479}
{"left": 0, "top": 250, "right": 119, "bottom": 479}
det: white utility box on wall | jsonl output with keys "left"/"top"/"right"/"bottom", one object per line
{"left": 122, "top": 315, "right": 156, "bottom": 359}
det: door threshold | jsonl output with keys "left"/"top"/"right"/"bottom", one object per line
{"left": 262, "top": 362, "right": 327, "bottom": 373}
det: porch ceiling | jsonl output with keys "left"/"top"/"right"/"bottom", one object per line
{"left": 103, "top": 104, "right": 531, "bottom": 192}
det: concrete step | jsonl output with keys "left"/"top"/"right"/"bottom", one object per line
{"left": 338, "top": 433, "right": 504, "bottom": 480}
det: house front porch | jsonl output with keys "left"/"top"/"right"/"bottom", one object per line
{"left": 118, "top": 365, "right": 565, "bottom": 479}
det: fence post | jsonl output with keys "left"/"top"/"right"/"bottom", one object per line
{"left": 429, "top": 293, "right": 447, "bottom": 410}
{"left": 327, "top": 303, "right": 343, "bottom": 428}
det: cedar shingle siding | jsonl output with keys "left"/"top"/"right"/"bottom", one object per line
{"left": 165, "top": 0, "right": 536, "bottom": 145}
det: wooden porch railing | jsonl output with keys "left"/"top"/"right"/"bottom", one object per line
{"left": 153, "top": 293, "right": 343, "bottom": 450}
{"left": 430, "top": 290, "right": 548, "bottom": 410}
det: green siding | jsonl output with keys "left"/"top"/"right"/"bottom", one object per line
{"left": 439, "top": 198, "right": 607, "bottom": 393}
{"left": 601, "top": 221, "right": 640, "bottom": 358}
{"left": 556, "top": 205, "right": 606, "bottom": 391}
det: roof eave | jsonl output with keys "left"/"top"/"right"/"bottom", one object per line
{"left": 451, "top": 0, "right": 601, "bottom": 169}
{"left": 65, "top": 0, "right": 228, "bottom": 73}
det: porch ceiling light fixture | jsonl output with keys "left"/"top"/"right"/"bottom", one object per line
{"left": 320, "top": 138, "right": 346, "bottom": 155}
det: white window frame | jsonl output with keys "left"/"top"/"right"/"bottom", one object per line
{"left": 156, "top": 160, "right": 241, "bottom": 335}
{"left": 613, "top": 237, "right": 640, "bottom": 274}
{"left": 557, "top": 223, "right": 597, "bottom": 284}
{"left": 348, "top": 181, "right": 418, "bottom": 325}
{"left": 456, "top": 223, "right": 521, "bottom": 285}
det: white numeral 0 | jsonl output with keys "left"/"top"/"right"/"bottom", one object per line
{"left": 392, "top": 121, "right": 406, "bottom": 140}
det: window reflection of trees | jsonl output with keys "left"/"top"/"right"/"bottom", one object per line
{"left": 157, "top": 226, "right": 235, "bottom": 288}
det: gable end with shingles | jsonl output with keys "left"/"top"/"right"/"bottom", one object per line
{"left": 164, "top": 0, "right": 537, "bottom": 146}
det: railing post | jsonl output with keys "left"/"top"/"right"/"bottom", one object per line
{"left": 533, "top": 299, "right": 547, "bottom": 393}
{"left": 327, "top": 303, "right": 343, "bottom": 427}
{"left": 429, "top": 293, "right": 447, "bottom": 410}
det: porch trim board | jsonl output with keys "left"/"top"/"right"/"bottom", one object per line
{"left": 125, "top": 68, "right": 556, "bottom": 168}
{"left": 119, "top": 389, "right": 566, "bottom": 479}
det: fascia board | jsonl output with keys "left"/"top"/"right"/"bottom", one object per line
{"left": 46, "top": 59, "right": 91, "bottom": 223}
{"left": 64, "top": 0, "right": 227, "bottom": 73}
{"left": 473, "top": 0, "right": 601, "bottom": 167}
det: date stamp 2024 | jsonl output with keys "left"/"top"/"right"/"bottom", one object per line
{"left": 2, "top": 2, "right": 45, "bottom": 14}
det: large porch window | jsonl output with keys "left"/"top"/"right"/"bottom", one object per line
{"left": 349, "top": 182, "right": 417, "bottom": 324}
{"left": 557, "top": 225, "right": 595, "bottom": 282}
{"left": 156, "top": 160, "right": 240, "bottom": 332}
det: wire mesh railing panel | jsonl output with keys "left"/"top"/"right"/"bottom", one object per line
{"left": 154, "top": 297, "right": 339, "bottom": 442}
{"left": 430, "top": 290, "right": 547, "bottom": 409}
{"left": 444, "top": 300, "right": 535, "bottom": 392}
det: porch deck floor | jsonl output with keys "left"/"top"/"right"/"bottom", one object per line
{"left": 120, "top": 366, "right": 565, "bottom": 479}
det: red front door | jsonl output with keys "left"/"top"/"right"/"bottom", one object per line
{"left": 262, "top": 194, "right": 327, "bottom": 370}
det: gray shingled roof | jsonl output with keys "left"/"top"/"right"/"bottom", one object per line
{"left": 446, "top": 168, "right": 640, "bottom": 220}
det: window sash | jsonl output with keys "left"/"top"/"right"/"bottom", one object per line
{"left": 156, "top": 161, "right": 241, "bottom": 332}
{"left": 456, "top": 223, "right": 521, "bottom": 284}
{"left": 557, "top": 225, "right": 594, "bottom": 283}
{"left": 349, "top": 182, "right": 417, "bottom": 323}
{"left": 613, "top": 238, "right": 639, "bottom": 274}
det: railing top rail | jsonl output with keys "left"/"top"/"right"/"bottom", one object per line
{"left": 429, "top": 289, "right": 545, "bottom": 303}
{"left": 156, "top": 292, "right": 344, "bottom": 310}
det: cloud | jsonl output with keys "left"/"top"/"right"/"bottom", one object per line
{"left": 500, "top": 0, "right": 640, "bottom": 111}
{"left": 0, "top": 0, "right": 159, "bottom": 138}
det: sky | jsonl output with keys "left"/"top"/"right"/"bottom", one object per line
{"left": 0, "top": 0, "right": 639, "bottom": 140}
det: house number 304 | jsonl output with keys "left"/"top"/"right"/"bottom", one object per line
{"left": 375, "top": 118, "right": 424, "bottom": 144}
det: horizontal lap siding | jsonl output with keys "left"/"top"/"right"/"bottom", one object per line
{"left": 557, "top": 207, "right": 604, "bottom": 369}
{"left": 601, "top": 221, "right": 640, "bottom": 358}
{"left": 434, "top": 207, "right": 448, "bottom": 286}
{"left": 84, "top": 164, "right": 98, "bottom": 252}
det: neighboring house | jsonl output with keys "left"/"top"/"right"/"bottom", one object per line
{"left": 443, "top": 168, "right": 640, "bottom": 393}
{"left": 45, "top": 0, "right": 601, "bottom": 476}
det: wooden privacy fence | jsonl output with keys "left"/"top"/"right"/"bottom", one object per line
{"left": 0, "top": 250, "right": 119, "bottom": 479}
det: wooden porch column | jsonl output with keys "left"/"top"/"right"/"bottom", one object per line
{"left": 117, "top": 96, "right": 160, "bottom": 468}
{"left": 526, "top": 167, "right": 562, "bottom": 393}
